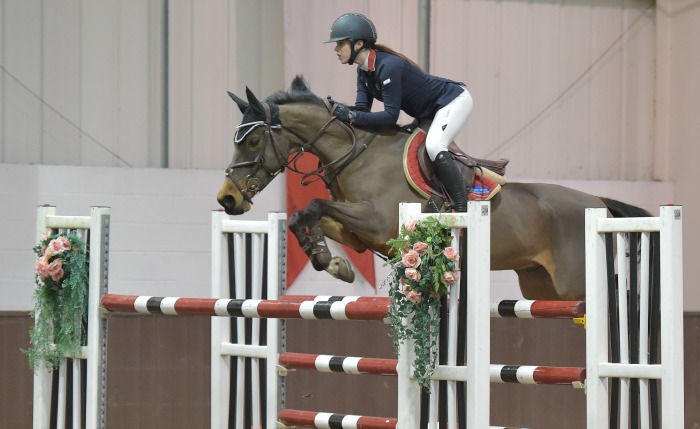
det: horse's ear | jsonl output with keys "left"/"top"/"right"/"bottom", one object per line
{"left": 290, "top": 75, "right": 309, "bottom": 93}
{"left": 245, "top": 86, "right": 266, "bottom": 117}
{"left": 228, "top": 91, "right": 249, "bottom": 114}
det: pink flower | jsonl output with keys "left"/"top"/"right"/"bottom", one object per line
{"left": 401, "top": 250, "right": 421, "bottom": 268}
{"left": 47, "top": 259, "right": 64, "bottom": 281}
{"left": 443, "top": 271, "right": 459, "bottom": 283}
{"left": 36, "top": 258, "right": 50, "bottom": 280}
{"left": 48, "top": 237, "right": 71, "bottom": 255}
{"left": 412, "top": 241, "right": 429, "bottom": 255}
{"left": 405, "top": 268, "right": 421, "bottom": 282}
{"left": 50, "top": 267, "right": 64, "bottom": 282}
{"left": 443, "top": 246, "right": 459, "bottom": 261}
{"left": 404, "top": 220, "right": 418, "bottom": 232}
{"left": 403, "top": 287, "right": 422, "bottom": 303}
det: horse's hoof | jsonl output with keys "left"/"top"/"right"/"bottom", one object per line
{"left": 326, "top": 257, "right": 355, "bottom": 283}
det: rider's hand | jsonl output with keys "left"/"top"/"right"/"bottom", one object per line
{"left": 333, "top": 104, "right": 356, "bottom": 124}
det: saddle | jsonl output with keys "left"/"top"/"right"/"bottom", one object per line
{"left": 403, "top": 128, "right": 509, "bottom": 204}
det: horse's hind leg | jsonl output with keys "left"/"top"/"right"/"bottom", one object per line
{"left": 515, "top": 267, "right": 562, "bottom": 300}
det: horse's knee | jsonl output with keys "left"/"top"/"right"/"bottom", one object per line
{"left": 305, "top": 199, "right": 325, "bottom": 218}
{"left": 288, "top": 210, "right": 307, "bottom": 235}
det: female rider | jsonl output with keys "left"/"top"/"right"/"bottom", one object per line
{"left": 326, "top": 12, "right": 473, "bottom": 212}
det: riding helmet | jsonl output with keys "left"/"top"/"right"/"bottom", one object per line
{"left": 325, "top": 13, "right": 377, "bottom": 44}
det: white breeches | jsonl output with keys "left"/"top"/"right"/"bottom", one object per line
{"left": 425, "top": 87, "right": 474, "bottom": 161}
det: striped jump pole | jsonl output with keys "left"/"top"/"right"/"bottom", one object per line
{"left": 280, "top": 295, "right": 585, "bottom": 319}
{"left": 278, "top": 409, "right": 398, "bottom": 429}
{"left": 278, "top": 352, "right": 398, "bottom": 376}
{"left": 100, "top": 294, "right": 389, "bottom": 321}
{"left": 278, "top": 352, "right": 585, "bottom": 386}
{"left": 277, "top": 409, "right": 534, "bottom": 429}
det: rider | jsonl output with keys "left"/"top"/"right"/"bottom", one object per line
{"left": 326, "top": 12, "right": 474, "bottom": 212}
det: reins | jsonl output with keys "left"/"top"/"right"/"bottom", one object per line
{"left": 295, "top": 99, "right": 377, "bottom": 190}
{"left": 226, "top": 98, "right": 377, "bottom": 203}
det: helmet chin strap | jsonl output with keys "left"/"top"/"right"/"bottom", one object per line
{"left": 347, "top": 40, "right": 365, "bottom": 66}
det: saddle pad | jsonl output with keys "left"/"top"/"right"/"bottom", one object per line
{"left": 402, "top": 129, "right": 501, "bottom": 201}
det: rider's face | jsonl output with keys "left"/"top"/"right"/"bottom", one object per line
{"left": 334, "top": 40, "right": 352, "bottom": 64}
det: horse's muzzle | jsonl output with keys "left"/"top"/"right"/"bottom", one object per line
{"left": 217, "top": 194, "right": 246, "bottom": 215}
{"left": 217, "top": 184, "right": 251, "bottom": 215}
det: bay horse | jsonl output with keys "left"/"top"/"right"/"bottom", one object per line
{"left": 217, "top": 76, "right": 649, "bottom": 300}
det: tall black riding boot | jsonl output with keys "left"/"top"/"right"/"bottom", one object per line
{"left": 433, "top": 151, "right": 470, "bottom": 212}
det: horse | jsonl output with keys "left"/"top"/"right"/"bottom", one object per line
{"left": 217, "top": 75, "right": 650, "bottom": 301}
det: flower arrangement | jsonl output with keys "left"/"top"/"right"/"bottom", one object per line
{"left": 384, "top": 216, "right": 459, "bottom": 391}
{"left": 26, "top": 231, "right": 89, "bottom": 372}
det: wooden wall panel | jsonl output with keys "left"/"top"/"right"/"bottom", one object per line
{"left": 106, "top": 315, "right": 210, "bottom": 428}
{"left": 0, "top": 315, "right": 33, "bottom": 429}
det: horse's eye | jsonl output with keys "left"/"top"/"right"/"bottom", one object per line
{"left": 249, "top": 138, "right": 260, "bottom": 148}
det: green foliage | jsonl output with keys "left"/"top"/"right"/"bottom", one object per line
{"left": 384, "top": 216, "right": 459, "bottom": 391}
{"left": 26, "top": 232, "right": 89, "bottom": 372}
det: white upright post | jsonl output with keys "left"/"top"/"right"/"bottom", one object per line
{"left": 85, "top": 207, "right": 110, "bottom": 429}
{"left": 659, "top": 205, "right": 684, "bottom": 427}
{"left": 465, "top": 201, "right": 491, "bottom": 429}
{"left": 210, "top": 210, "right": 231, "bottom": 429}
{"left": 585, "top": 207, "right": 610, "bottom": 429}
{"left": 265, "top": 212, "right": 286, "bottom": 428}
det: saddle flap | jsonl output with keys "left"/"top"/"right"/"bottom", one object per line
{"left": 403, "top": 129, "right": 507, "bottom": 203}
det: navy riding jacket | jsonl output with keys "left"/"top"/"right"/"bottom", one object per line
{"left": 353, "top": 49, "right": 465, "bottom": 128}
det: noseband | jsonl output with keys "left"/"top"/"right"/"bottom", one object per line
{"left": 225, "top": 99, "right": 364, "bottom": 205}
{"left": 225, "top": 101, "right": 285, "bottom": 205}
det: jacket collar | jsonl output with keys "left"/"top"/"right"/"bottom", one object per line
{"left": 359, "top": 49, "right": 377, "bottom": 72}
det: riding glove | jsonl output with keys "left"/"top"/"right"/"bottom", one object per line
{"left": 333, "top": 104, "right": 356, "bottom": 124}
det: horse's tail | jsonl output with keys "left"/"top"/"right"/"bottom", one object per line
{"left": 600, "top": 197, "right": 652, "bottom": 218}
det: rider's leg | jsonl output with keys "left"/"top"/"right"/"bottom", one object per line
{"left": 426, "top": 87, "right": 474, "bottom": 212}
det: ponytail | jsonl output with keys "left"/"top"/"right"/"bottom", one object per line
{"left": 374, "top": 44, "right": 424, "bottom": 71}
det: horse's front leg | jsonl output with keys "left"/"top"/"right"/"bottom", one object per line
{"left": 288, "top": 199, "right": 389, "bottom": 283}
{"left": 288, "top": 209, "right": 332, "bottom": 272}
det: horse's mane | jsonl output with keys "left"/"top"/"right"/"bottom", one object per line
{"left": 266, "top": 76, "right": 325, "bottom": 107}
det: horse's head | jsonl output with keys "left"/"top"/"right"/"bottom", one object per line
{"left": 217, "top": 85, "right": 286, "bottom": 214}
{"left": 218, "top": 76, "right": 351, "bottom": 214}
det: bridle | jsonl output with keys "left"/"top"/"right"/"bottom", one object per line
{"left": 224, "top": 99, "right": 373, "bottom": 205}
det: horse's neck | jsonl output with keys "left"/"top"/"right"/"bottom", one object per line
{"left": 282, "top": 105, "right": 374, "bottom": 164}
